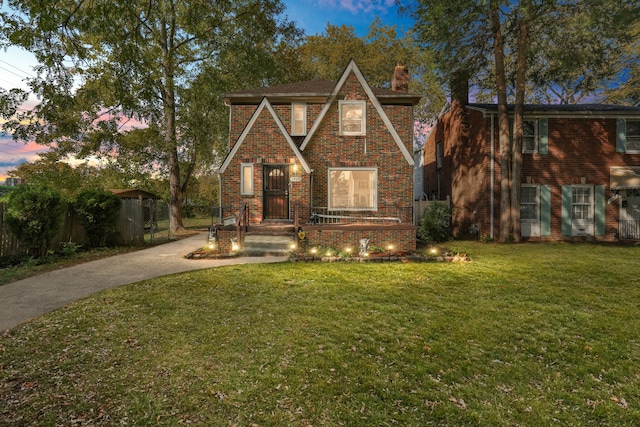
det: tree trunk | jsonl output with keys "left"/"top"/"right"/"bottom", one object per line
{"left": 511, "top": 8, "right": 530, "bottom": 243}
{"left": 492, "top": 1, "right": 512, "bottom": 242}
{"left": 161, "top": 15, "right": 185, "bottom": 234}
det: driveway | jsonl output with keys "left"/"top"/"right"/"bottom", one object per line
{"left": 0, "top": 232, "right": 288, "bottom": 332}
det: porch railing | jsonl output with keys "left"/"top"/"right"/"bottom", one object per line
{"left": 619, "top": 220, "right": 640, "bottom": 240}
{"left": 294, "top": 204, "right": 413, "bottom": 226}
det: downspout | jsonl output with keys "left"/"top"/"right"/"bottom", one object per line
{"left": 490, "top": 113, "right": 495, "bottom": 239}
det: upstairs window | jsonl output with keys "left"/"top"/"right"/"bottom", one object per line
{"left": 292, "top": 103, "right": 307, "bottom": 136}
{"left": 339, "top": 100, "right": 366, "bottom": 136}
{"left": 627, "top": 120, "right": 640, "bottom": 152}
{"left": 522, "top": 120, "right": 537, "bottom": 153}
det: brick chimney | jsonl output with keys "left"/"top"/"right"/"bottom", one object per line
{"left": 450, "top": 70, "right": 469, "bottom": 106}
{"left": 391, "top": 62, "right": 409, "bottom": 93}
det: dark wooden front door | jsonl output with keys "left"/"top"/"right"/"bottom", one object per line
{"left": 263, "top": 165, "right": 289, "bottom": 219}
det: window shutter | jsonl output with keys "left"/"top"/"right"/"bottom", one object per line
{"left": 539, "top": 118, "right": 548, "bottom": 155}
{"left": 561, "top": 185, "right": 572, "bottom": 236}
{"left": 595, "top": 185, "right": 606, "bottom": 236}
{"left": 617, "top": 118, "right": 626, "bottom": 153}
{"left": 540, "top": 185, "right": 551, "bottom": 235}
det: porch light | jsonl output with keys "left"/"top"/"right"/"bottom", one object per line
{"left": 231, "top": 241, "right": 240, "bottom": 252}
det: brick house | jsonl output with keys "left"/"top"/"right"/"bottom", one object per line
{"left": 424, "top": 99, "right": 640, "bottom": 241}
{"left": 218, "top": 60, "right": 421, "bottom": 253}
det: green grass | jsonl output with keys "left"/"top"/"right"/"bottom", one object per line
{"left": 0, "top": 247, "right": 140, "bottom": 286}
{"left": 1, "top": 242, "right": 640, "bottom": 426}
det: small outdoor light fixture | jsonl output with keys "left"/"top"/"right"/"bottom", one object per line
{"left": 430, "top": 247, "right": 438, "bottom": 255}
{"left": 290, "top": 242, "right": 297, "bottom": 250}
{"left": 310, "top": 247, "right": 317, "bottom": 254}
{"left": 345, "top": 247, "right": 352, "bottom": 254}
{"left": 231, "top": 239, "right": 240, "bottom": 252}
{"left": 387, "top": 244, "right": 394, "bottom": 252}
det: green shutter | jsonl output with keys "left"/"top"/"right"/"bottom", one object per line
{"left": 540, "top": 185, "right": 551, "bottom": 235}
{"left": 595, "top": 185, "right": 606, "bottom": 236}
{"left": 617, "top": 118, "right": 626, "bottom": 153}
{"left": 561, "top": 185, "right": 572, "bottom": 236}
{"left": 539, "top": 118, "right": 549, "bottom": 155}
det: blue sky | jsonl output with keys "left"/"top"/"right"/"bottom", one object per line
{"left": 0, "top": 0, "right": 413, "bottom": 180}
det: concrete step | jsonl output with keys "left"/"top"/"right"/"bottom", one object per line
{"left": 241, "top": 234, "right": 295, "bottom": 256}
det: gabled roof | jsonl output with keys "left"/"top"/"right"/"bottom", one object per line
{"left": 219, "top": 98, "right": 311, "bottom": 174}
{"left": 299, "top": 59, "right": 415, "bottom": 166}
{"left": 468, "top": 103, "right": 640, "bottom": 118}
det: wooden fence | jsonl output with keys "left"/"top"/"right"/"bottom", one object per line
{"left": 0, "top": 199, "right": 150, "bottom": 257}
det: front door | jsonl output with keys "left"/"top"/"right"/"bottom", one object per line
{"left": 263, "top": 165, "right": 289, "bottom": 220}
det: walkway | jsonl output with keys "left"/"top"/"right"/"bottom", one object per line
{"left": 0, "top": 232, "right": 288, "bottom": 332}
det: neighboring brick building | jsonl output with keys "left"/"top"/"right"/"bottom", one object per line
{"left": 424, "top": 100, "right": 640, "bottom": 241}
{"left": 219, "top": 60, "right": 421, "bottom": 252}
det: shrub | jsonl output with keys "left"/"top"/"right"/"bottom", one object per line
{"left": 74, "top": 189, "right": 122, "bottom": 248}
{"left": 417, "top": 201, "right": 452, "bottom": 243}
{"left": 4, "top": 185, "right": 65, "bottom": 257}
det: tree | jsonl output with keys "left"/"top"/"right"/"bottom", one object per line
{"left": 605, "top": 20, "right": 640, "bottom": 105}
{"left": 8, "top": 153, "right": 105, "bottom": 200}
{"left": 298, "top": 20, "right": 445, "bottom": 124}
{"left": 1, "top": 0, "right": 302, "bottom": 233}
{"left": 74, "top": 189, "right": 122, "bottom": 248}
{"left": 4, "top": 185, "right": 65, "bottom": 257}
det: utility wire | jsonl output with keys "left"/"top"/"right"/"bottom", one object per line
{"left": 0, "top": 58, "right": 35, "bottom": 78}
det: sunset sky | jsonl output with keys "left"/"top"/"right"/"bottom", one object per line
{"left": 0, "top": 0, "right": 412, "bottom": 181}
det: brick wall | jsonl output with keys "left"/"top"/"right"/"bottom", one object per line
{"left": 303, "top": 73, "right": 414, "bottom": 212}
{"left": 301, "top": 226, "right": 416, "bottom": 253}
{"left": 221, "top": 105, "right": 310, "bottom": 223}
{"left": 426, "top": 104, "right": 640, "bottom": 241}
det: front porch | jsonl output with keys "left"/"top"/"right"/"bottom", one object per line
{"left": 215, "top": 203, "right": 417, "bottom": 255}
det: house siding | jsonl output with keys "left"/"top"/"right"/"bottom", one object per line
{"left": 425, "top": 102, "right": 640, "bottom": 241}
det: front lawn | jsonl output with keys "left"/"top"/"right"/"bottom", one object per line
{"left": 1, "top": 242, "right": 639, "bottom": 425}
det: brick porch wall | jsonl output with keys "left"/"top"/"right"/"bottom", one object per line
{"left": 300, "top": 225, "right": 416, "bottom": 253}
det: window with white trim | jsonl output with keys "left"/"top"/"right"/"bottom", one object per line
{"left": 627, "top": 120, "right": 640, "bottom": 152}
{"left": 328, "top": 168, "right": 377, "bottom": 210}
{"left": 292, "top": 103, "right": 306, "bottom": 136}
{"left": 240, "top": 163, "right": 254, "bottom": 195}
{"left": 572, "top": 186, "right": 592, "bottom": 220}
{"left": 523, "top": 120, "right": 537, "bottom": 153}
{"left": 339, "top": 100, "right": 366, "bottom": 135}
{"left": 521, "top": 185, "right": 539, "bottom": 221}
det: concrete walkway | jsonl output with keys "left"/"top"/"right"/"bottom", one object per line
{"left": 0, "top": 232, "right": 288, "bottom": 332}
